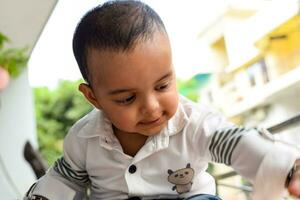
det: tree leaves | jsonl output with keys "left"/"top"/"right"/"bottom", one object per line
{"left": 34, "top": 80, "right": 93, "bottom": 165}
{"left": 0, "top": 32, "right": 28, "bottom": 77}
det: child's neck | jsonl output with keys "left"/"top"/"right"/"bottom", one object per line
{"left": 113, "top": 126, "right": 148, "bottom": 157}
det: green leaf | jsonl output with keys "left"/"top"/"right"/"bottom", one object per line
{"left": 34, "top": 80, "right": 93, "bottom": 165}
{"left": 0, "top": 32, "right": 10, "bottom": 49}
{"left": 0, "top": 32, "right": 28, "bottom": 78}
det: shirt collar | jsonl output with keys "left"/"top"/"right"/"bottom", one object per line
{"left": 166, "top": 102, "right": 188, "bottom": 136}
{"left": 77, "top": 109, "right": 114, "bottom": 139}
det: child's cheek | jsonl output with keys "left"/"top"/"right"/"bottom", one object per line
{"left": 112, "top": 109, "right": 138, "bottom": 130}
{"left": 163, "top": 90, "right": 179, "bottom": 118}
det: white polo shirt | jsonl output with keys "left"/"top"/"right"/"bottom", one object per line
{"left": 27, "top": 96, "right": 299, "bottom": 200}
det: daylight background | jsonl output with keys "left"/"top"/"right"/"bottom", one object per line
{"left": 2, "top": 0, "right": 300, "bottom": 199}
{"left": 28, "top": 0, "right": 225, "bottom": 88}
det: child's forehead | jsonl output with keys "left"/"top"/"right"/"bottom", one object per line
{"left": 86, "top": 31, "right": 171, "bottom": 65}
{"left": 86, "top": 33, "right": 173, "bottom": 86}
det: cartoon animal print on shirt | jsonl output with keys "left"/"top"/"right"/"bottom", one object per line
{"left": 167, "top": 163, "right": 195, "bottom": 194}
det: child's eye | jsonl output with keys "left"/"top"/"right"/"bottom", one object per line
{"left": 155, "top": 83, "right": 169, "bottom": 91}
{"left": 115, "top": 95, "right": 136, "bottom": 105}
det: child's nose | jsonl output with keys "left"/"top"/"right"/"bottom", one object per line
{"left": 141, "top": 95, "right": 160, "bottom": 115}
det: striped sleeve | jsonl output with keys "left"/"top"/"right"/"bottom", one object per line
{"left": 53, "top": 157, "right": 89, "bottom": 184}
{"left": 209, "top": 126, "right": 248, "bottom": 165}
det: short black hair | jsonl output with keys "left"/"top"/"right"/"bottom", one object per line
{"left": 72, "top": 0, "right": 167, "bottom": 84}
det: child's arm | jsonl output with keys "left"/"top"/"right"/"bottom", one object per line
{"left": 24, "top": 167, "right": 87, "bottom": 200}
{"left": 197, "top": 111, "right": 300, "bottom": 199}
{"left": 24, "top": 126, "right": 89, "bottom": 200}
{"left": 287, "top": 158, "right": 300, "bottom": 197}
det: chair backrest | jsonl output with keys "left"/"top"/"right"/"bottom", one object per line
{"left": 23, "top": 141, "right": 48, "bottom": 179}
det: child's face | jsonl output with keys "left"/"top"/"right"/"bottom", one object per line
{"left": 80, "top": 31, "right": 178, "bottom": 136}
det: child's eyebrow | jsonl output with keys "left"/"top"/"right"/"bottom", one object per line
{"left": 107, "top": 71, "right": 173, "bottom": 95}
{"left": 108, "top": 88, "right": 135, "bottom": 95}
{"left": 155, "top": 71, "right": 173, "bottom": 83}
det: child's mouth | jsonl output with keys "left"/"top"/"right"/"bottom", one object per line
{"left": 139, "top": 116, "right": 162, "bottom": 126}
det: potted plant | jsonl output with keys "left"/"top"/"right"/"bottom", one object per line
{"left": 0, "top": 32, "right": 29, "bottom": 91}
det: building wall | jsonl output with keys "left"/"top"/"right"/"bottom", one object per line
{"left": 0, "top": 71, "right": 37, "bottom": 197}
{"left": 0, "top": 0, "right": 57, "bottom": 198}
{"left": 197, "top": 2, "right": 300, "bottom": 199}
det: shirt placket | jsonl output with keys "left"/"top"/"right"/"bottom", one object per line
{"left": 124, "top": 132, "right": 170, "bottom": 197}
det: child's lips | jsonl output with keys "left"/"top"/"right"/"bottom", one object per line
{"left": 139, "top": 116, "right": 162, "bottom": 125}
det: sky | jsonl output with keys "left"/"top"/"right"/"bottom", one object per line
{"left": 28, "top": 0, "right": 227, "bottom": 88}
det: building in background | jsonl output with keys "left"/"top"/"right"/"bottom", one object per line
{"left": 197, "top": 1, "right": 300, "bottom": 199}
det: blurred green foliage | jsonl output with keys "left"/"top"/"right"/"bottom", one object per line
{"left": 34, "top": 80, "right": 92, "bottom": 165}
{"left": 177, "top": 73, "right": 211, "bottom": 102}
{"left": 0, "top": 32, "right": 29, "bottom": 77}
{"left": 177, "top": 79, "right": 200, "bottom": 102}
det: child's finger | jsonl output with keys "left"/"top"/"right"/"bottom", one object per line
{"left": 288, "top": 169, "right": 300, "bottom": 197}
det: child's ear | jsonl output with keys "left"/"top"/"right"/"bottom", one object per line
{"left": 78, "top": 83, "right": 102, "bottom": 109}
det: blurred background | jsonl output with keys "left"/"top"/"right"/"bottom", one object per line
{"left": 1, "top": 0, "right": 300, "bottom": 199}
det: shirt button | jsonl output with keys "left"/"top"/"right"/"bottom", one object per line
{"left": 128, "top": 164, "right": 137, "bottom": 174}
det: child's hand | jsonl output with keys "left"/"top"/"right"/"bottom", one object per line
{"left": 287, "top": 159, "right": 300, "bottom": 197}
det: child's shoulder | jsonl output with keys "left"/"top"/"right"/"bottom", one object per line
{"left": 66, "top": 108, "right": 102, "bottom": 138}
{"left": 179, "top": 95, "right": 220, "bottom": 118}
{"left": 72, "top": 109, "right": 99, "bottom": 129}
{"left": 62, "top": 109, "right": 104, "bottom": 152}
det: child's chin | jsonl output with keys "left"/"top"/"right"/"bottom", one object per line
{"left": 142, "top": 123, "right": 167, "bottom": 136}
